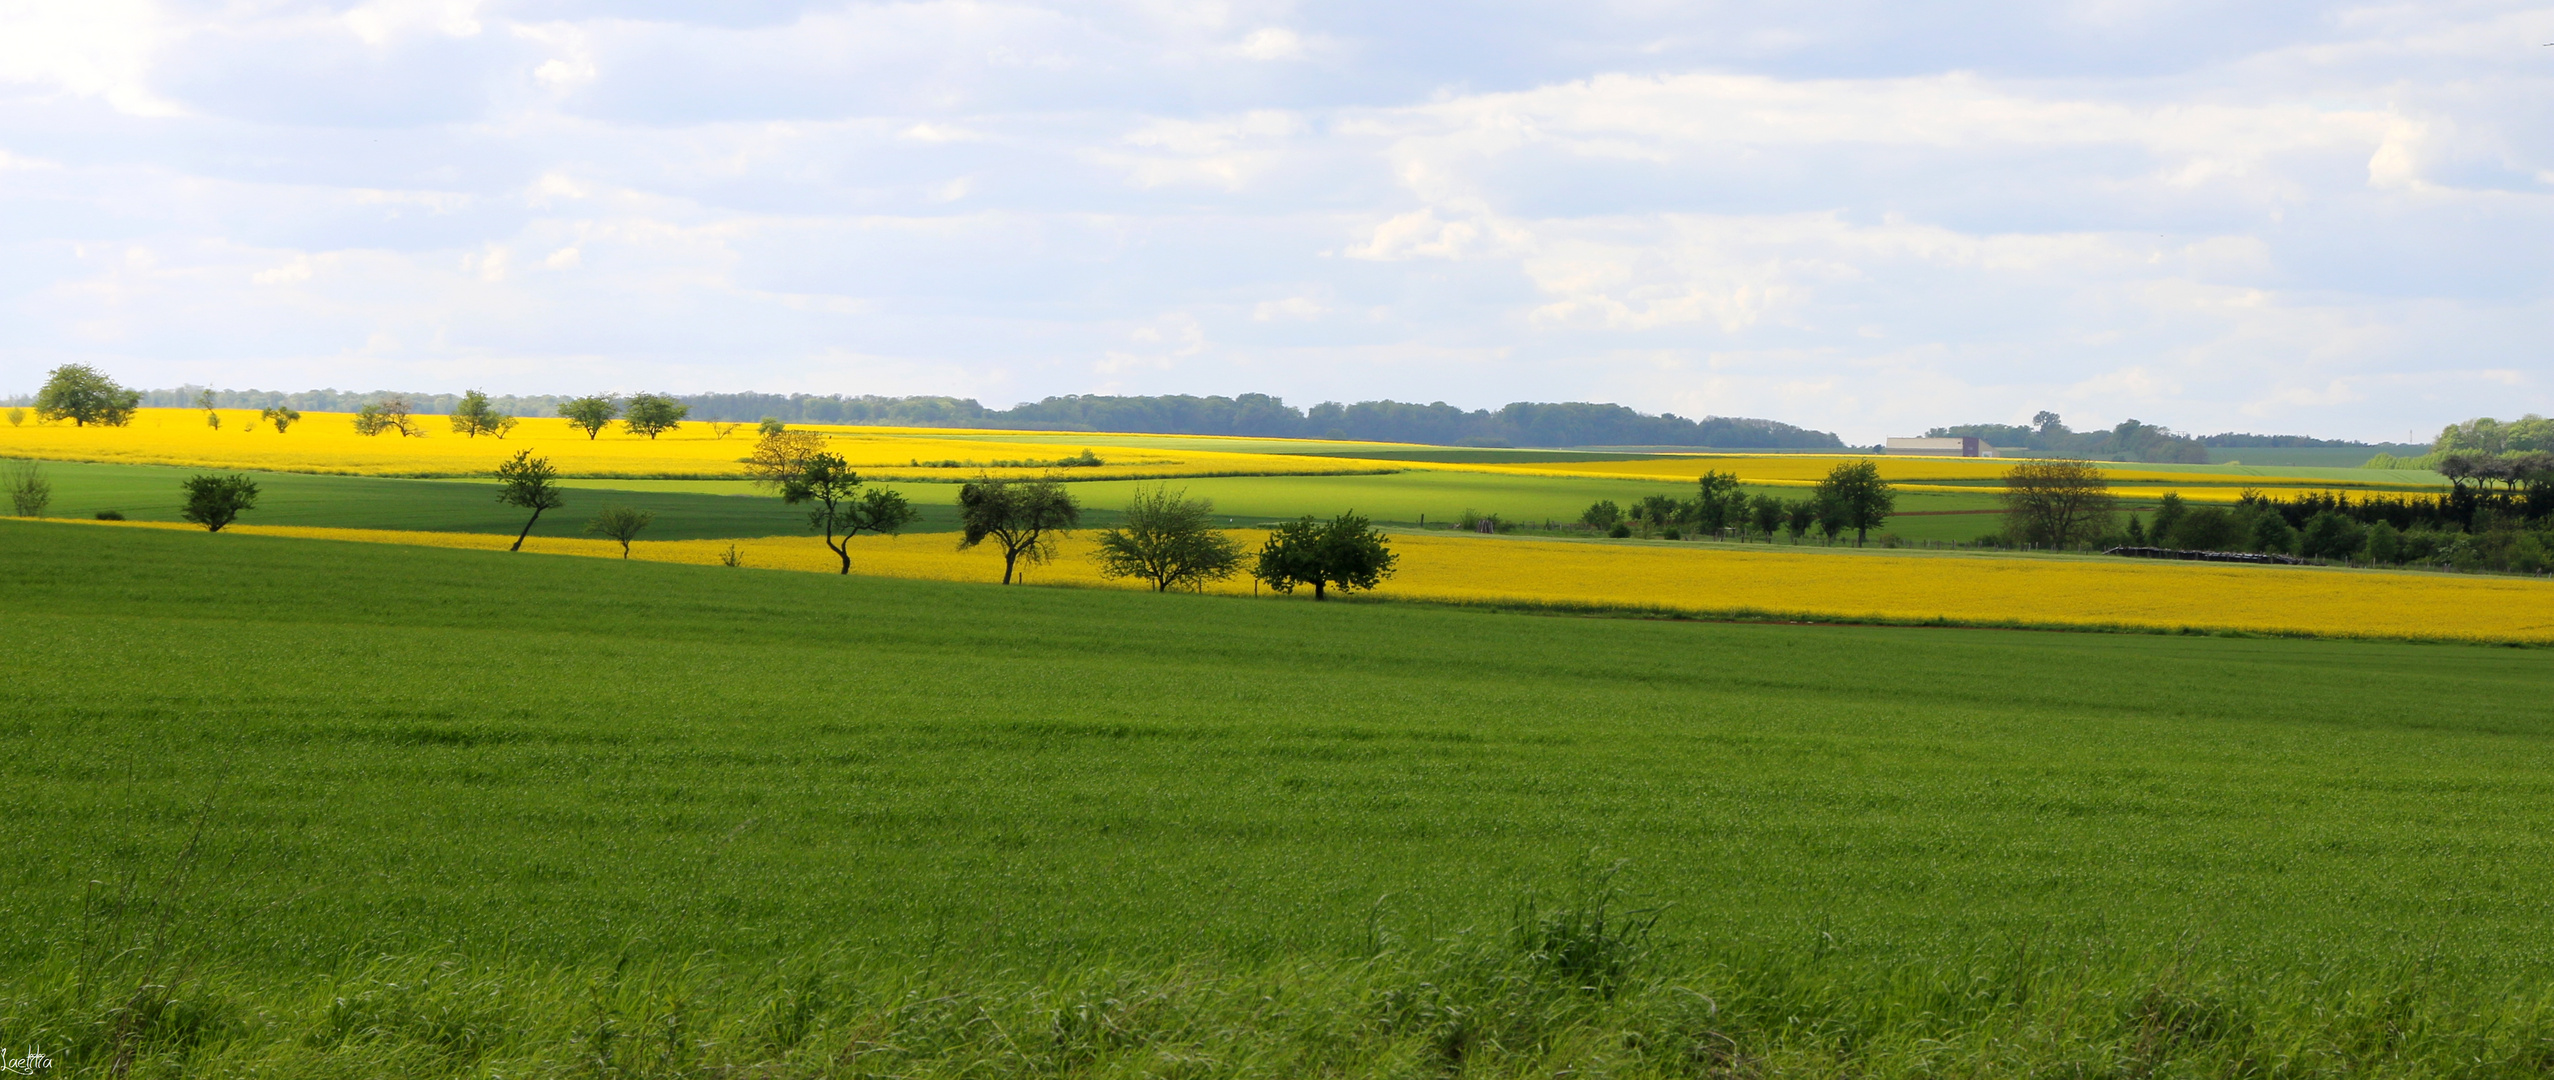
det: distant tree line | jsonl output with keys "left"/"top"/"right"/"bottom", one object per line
{"left": 8, "top": 383, "right": 1845, "bottom": 449}
{"left": 2367, "top": 415, "right": 2554, "bottom": 472}
{"left": 1928, "top": 411, "right": 2215, "bottom": 463}
{"left": 1991, "top": 452, "right": 2554, "bottom": 573}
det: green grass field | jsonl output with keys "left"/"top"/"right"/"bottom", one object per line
{"left": 5, "top": 521, "right": 2554, "bottom": 1075}
{"left": 19, "top": 458, "right": 2029, "bottom": 543}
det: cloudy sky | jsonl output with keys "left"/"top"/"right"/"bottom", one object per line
{"left": 1, "top": 0, "right": 2548, "bottom": 441}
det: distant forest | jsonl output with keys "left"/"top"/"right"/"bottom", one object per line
{"left": 1928, "top": 412, "right": 2393, "bottom": 464}
{"left": 120, "top": 387, "right": 1847, "bottom": 449}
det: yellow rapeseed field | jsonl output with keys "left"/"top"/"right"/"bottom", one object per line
{"left": 0, "top": 409, "right": 1390, "bottom": 480}
{"left": 61, "top": 519, "right": 2554, "bottom": 644}
{"left": 1, "top": 409, "right": 2443, "bottom": 504}
{"left": 1454, "top": 454, "right": 2435, "bottom": 502}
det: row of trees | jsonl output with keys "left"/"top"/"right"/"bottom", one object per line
{"left": 477, "top": 432, "right": 1402, "bottom": 595}
{"left": 1579, "top": 461, "right": 1899, "bottom": 546}
{"left": 1996, "top": 457, "right": 2554, "bottom": 572}
{"left": 18, "top": 373, "right": 1844, "bottom": 449}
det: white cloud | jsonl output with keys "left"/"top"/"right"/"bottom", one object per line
{"left": 342, "top": 0, "right": 484, "bottom": 46}
{"left": 0, "top": 0, "right": 183, "bottom": 116}
{"left": 1233, "top": 27, "right": 1307, "bottom": 61}
{"left": 0, "top": 1, "right": 2549, "bottom": 441}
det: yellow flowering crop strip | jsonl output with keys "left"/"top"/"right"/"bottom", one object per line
{"left": 0, "top": 409, "right": 1395, "bottom": 481}
{"left": 1389, "top": 454, "right": 2442, "bottom": 502}
{"left": 47, "top": 518, "right": 2553, "bottom": 644}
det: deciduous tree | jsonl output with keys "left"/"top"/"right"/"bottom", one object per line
{"left": 449, "top": 389, "right": 511, "bottom": 438}
{"left": 584, "top": 506, "right": 655, "bottom": 559}
{"left": 750, "top": 432, "right": 916, "bottom": 574}
{"left": 1998, "top": 459, "right": 2114, "bottom": 549}
{"left": 260, "top": 406, "right": 300, "bottom": 434}
{"left": 1253, "top": 512, "right": 1397, "bottom": 600}
{"left": 1814, "top": 459, "right": 1895, "bottom": 546}
{"left": 622, "top": 393, "right": 689, "bottom": 439}
{"left": 1092, "top": 485, "right": 1243, "bottom": 592}
{"left": 958, "top": 476, "right": 1080, "bottom": 583}
{"left": 494, "top": 449, "right": 566, "bottom": 551}
{"left": 561, "top": 395, "right": 620, "bottom": 440}
{"left": 34, "top": 364, "right": 139, "bottom": 427}
{"left": 179, "top": 473, "right": 259, "bottom": 532}
{"left": 354, "top": 396, "right": 419, "bottom": 437}
{"left": 1693, "top": 470, "right": 1746, "bottom": 536}
{"left": 1748, "top": 494, "right": 1785, "bottom": 539}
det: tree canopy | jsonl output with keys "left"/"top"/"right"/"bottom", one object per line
{"left": 1999, "top": 459, "right": 2114, "bottom": 549}
{"left": 1253, "top": 512, "right": 1397, "bottom": 600}
{"left": 584, "top": 506, "right": 655, "bottom": 559}
{"left": 957, "top": 476, "right": 1080, "bottom": 584}
{"left": 748, "top": 431, "right": 915, "bottom": 574}
{"left": 1092, "top": 485, "right": 1244, "bottom": 592}
{"left": 622, "top": 394, "right": 689, "bottom": 440}
{"left": 561, "top": 395, "right": 619, "bottom": 440}
{"left": 1814, "top": 460, "right": 1895, "bottom": 546}
{"left": 35, "top": 364, "right": 140, "bottom": 427}
{"left": 179, "top": 474, "right": 259, "bottom": 532}
{"left": 493, "top": 450, "right": 567, "bottom": 551}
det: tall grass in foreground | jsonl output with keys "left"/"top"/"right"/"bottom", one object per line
{"left": 14, "top": 895, "right": 2554, "bottom": 1077}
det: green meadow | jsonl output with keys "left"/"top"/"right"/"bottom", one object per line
{"left": 19, "top": 458, "right": 2027, "bottom": 543}
{"left": 4, "top": 520, "right": 2554, "bottom": 1075}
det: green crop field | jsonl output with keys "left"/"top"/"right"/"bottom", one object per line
{"left": 4, "top": 520, "right": 2554, "bottom": 1076}
{"left": 15, "top": 458, "right": 2028, "bottom": 543}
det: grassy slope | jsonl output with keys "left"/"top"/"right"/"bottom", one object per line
{"left": 7, "top": 520, "right": 2554, "bottom": 969}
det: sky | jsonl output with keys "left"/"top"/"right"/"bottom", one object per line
{"left": 1, "top": 1, "right": 2549, "bottom": 442}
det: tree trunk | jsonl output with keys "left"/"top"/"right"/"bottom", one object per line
{"left": 510, "top": 507, "right": 544, "bottom": 551}
{"left": 1002, "top": 547, "right": 1019, "bottom": 584}
{"left": 1312, "top": 580, "right": 1327, "bottom": 600}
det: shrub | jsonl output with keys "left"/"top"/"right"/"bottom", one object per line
{"left": 1607, "top": 523, "right": 1631, "bottom": 539}
{"left": 2363, "top": 521, "right": 2402, "bottom": 563}
{"left": 6, "top": 459, "right": 51, "bottom": 517}
{"left": 2298, "top": 511, "right": 2366, "bottom": 561}
{"left": 2250, "top": 512, "right": 2297, "bottom": 555}
{"left": 179, "top": 474, "right": 260, "bottom": 532}
{"left": 94, "top": 509, "right": 124, "bottom": 521}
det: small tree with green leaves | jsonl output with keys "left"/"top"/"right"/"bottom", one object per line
{"left": 584, "top": 506, "right": 655, "bottom": 559}
{"left": 1999, "top": 459, "right": 2113, "bottom": 549}
{"left": 449, "top": 389, "right": 510, "bottom": 438}
{"left": 35, "top": 364, "right": 140, "bottom": 427}
{"left": 196, "top": 390, "right": 221, "bottom": 429}
{"left": 1253, "top": 512, "right": 1397, "bottom": 601}
{"left": 5, "top": 407, "right": 24, "bottom": 427}
{"left": 1784, "top": 499, "right": 1816, "bottom": 539}
{"left": 1093, "top": 485, "right": 1244, "bottom": 592}
{"left": 750, "top": 433, "right": 916, "bottom": 574}
{"left": 1693, "top": 470, "right": 1746, "bottom": 536}
{"left": 354, "top": 396, "right": 419, "bottom": 437}
{"left": 957, "top": 476, "right": 1081, "bottom": 583}
{"left": 1580, "top": 500, "right": 1622, "bottom": 530}
{"left": 1814, "top": 459, "right": 1895, "bottom": 546}
{"left": 260, "top": 406, "right": 300, "bottom": 433}
{"left": 494, "top": 449, "right": 566, "bottom": 551}
{"left": 1748, "top": 494, "right": 1785, "bottom": 539}
{"left": 561, "top": 395, "right": 620, "bottom": 440}
{"left": 179, "top": 473, "right": 259, "bottom": 532}
{"left": 6, "top": 460, "right": 51, "bottom": 517}
{"left": 622, "top": 393, "right": 689, "bottom": 440}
